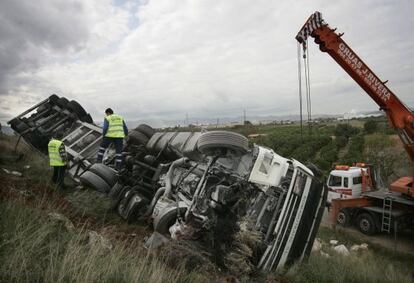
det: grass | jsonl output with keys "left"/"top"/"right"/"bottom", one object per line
{"left": 0, "top": 197, "right": 209, "bottom": 283}
{"left": 281, "top": 226, "right": 414, "bottom": 283}
{"left": 285, "top": 251, "right": 413, "bottom": 283}
{"left": 317, "top": 226, "right": 414, "bottom": 269}
{"left": 0, "top": 135, "right": 209, "bottom": 282}
{"left": 1, "top": 133, "right": 414, "bottom": 282}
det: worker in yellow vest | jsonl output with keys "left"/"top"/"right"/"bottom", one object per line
{"left": 96, "top": 108, "right": 128, "bottom": 170}
{"left": 48, "top": 137, "right": 67, "bottom": 189}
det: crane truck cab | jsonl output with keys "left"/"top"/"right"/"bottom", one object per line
{"left": 327, "top": 164, "right": 375, "bottom": 204}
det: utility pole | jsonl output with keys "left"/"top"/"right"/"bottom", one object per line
{"left": 243, "top": 109, "right": 246, "bottom": 125}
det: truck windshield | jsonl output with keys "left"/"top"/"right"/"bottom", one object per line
{"left": 353, "top": 176, "right": 362, "bottom": 185}
{"left": 328, "top": 175, "right": 342, "bottom": 187}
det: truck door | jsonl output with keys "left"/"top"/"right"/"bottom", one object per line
{"left": 327, "top": 174, "right": 353, "bottom": 201}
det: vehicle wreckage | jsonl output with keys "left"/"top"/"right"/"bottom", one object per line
{"left": 8, "top": 95, "right": 327, "bottom": 271}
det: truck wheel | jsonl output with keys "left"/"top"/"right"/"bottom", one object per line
{"left": 80, "top": 171, "right": 111, "bottom": 193}
{"left": 82, "top": 113, "right": 93, "bottom": 124}
{"left": 89, "top": 164, "right": 118, "bottom": 188}
{"left": 67, "top": 100, "right": 88, "bottom": 121}
{"left": 127, "top": 130, "right": 149, "bottom": 146}
{"left": 356, "top": 213, "right": 377, "bottom": 235}
{"left": 37, "top": 102, "right": 52, "bottom": 113}
{"left": 110, "top": 185, "right": 129, "bottom": 210}
{"left": 134, "top": 124, "right": 155, "bottom": 138}
{"left": 337, "top": 209, "right": 351, "bottom": 227}
{"left": 197, "top": 131, "right": 249, "bottom": 156}
{"left": 109, "top": 182, "right": 123, "bottom": 199}
{"left": 48, "top": 94, "right": 59, "bottom": 105}
{"left": 8, "top": 118, "right": 20, "bottom": 128}
{"left": 154, "top": 208, "right": 182, "bottom": 235}
{"left": 56, "top": 97, "right": 69, "bottom": 109}
{"left": 14, "top": 121, "right": 29, "bottom": 133}
{"left": 125, "top": 193, "right": 149, "bottom": 223}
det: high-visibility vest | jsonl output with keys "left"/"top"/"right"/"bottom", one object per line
{"left": 105, "top": 114, "right": 125, "bottom": 138}
{"left": 48, "top": 139, "right": 66, "bottom": 166}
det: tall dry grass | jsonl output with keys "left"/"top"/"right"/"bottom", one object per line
{"left": 0, "top": 201, "right": 209, "bottom": 283}
{"left": 280, "top": 226, "right": 414, "bottom": 283}
{"left": 284, "top": 251, "right": 413, "bottom": 283}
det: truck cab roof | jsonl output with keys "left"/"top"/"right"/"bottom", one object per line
{"left": 330, "top": 167, "right": 365, "bottom": 178}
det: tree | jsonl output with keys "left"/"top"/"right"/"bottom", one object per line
{"left": 364, "top": 133, "right": 411, "bottom": 185}
{"left": 334, "top": 136, "right": 348, "bottom": 149}
{"left": 364, "top": 120, "right": 378, "bottom": 134}
{"left": 340, "top": 135, "right": 364, "bottom": 164}
{"left": 334, "top": 124, "right": 359, "bottom": 139}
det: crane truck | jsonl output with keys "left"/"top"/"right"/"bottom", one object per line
{"left": 296, "top": 12, "right": 414, "bottom": 235}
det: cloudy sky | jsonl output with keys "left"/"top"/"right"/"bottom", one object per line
{"left": 1, "top": 0, "right": 413, "bottom": 126}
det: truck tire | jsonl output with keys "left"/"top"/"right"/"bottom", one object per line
{"left": 48, "top": 94, "right": 59, "bottom": 105}
{"left": 154, "top": 207, "right": 187, "bottom": 235}
{"left": 110, "top": 184, "right": 129, "bottom": 210}
{"left": 89, "top": 164, "right": 118, "bottom": 188}
{"left": 127, "top": 130, "right": 149, "bottom": 146}
{"left": 197, "top": 131, "right": 249, "bottom": 156}
{"left": 80, "top": 171, "right": 111, "bottom": 193}
{"left": 14, "top": 121, "right": 29, "bottom": 133}
{"left": 123, "top": 192, "right": 149, "bottom": 223}
{"left": 135, "top": 124, "right": 155, "bottom": 138}
{"left": 337, "top": 209, "right": 351, "bottom": 227}
{"left": 37, "top": 102, "right": 52, "bottom": 113}
{"left": 109, "top": 182, "right": 123, "bottom": 199}
{"left": 82, "top": 113, "right": 93, "bottom": 124}
{"left": 8, "top": 118, "right": 20, "bottom": 129}
{"left": 356, "top": 213, "right": 377, "bottom": 235}
{"left": 56, "top": 97, "right": 69, "bottom": 109}
{"left": 67, "top": 100, "right": 88, "bottom": 121}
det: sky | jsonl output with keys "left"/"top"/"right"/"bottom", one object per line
{"left": 1, "top": 0, "right": 413, "bottom": 127}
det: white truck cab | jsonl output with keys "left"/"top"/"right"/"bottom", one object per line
{"left": 327, "top": 165, "right": 374, "bottom": 203}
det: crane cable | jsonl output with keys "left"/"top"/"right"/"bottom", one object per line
{"left": 297, "top": 40, "right": 313, "bottom": 137}
{"left": 304, "top": 39, "right": 312, "bottom": 133}
{"left": 297, "top": 42, "right": 303, "bottom": 139}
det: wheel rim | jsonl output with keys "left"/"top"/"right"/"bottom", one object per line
{"left": 360, "top": 218, "right": 370, "bottom": 232}
{"left": 337, "top": 212, "right": 346, "bottom": 225}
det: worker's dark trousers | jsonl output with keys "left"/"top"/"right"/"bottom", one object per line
{"left": 97, "top": 137, "right": 124, "bottom": 170}
{"left": 51, "top": 165, "right": 66, "bottom": 189}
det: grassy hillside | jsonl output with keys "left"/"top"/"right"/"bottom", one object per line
{"left": 1, "top": 131, "right": 413, "bottom": 282}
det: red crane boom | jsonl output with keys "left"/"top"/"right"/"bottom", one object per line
{"left": 296, "top": 12, "right": 414, "bottom": 197}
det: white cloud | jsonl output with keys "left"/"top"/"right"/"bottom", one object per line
{"left": 1, "top": 0, "right": 414, "bottom": 125}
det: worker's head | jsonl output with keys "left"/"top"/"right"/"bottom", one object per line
{"left": 105, "top": 108, "right": 114, "bottom": 116}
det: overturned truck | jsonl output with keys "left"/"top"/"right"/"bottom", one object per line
{"left": 8, "top": 94, "right": 111, "bottom": 180}
{"left": 105, "top": 130, "right": 328, "bottom": 271}
{"left": 8, "top": 96, "right": 328, "bottom": 271}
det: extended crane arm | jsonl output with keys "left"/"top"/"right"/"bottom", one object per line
{"left": 295, "top": 12, "right": 414, "bottom": 164}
